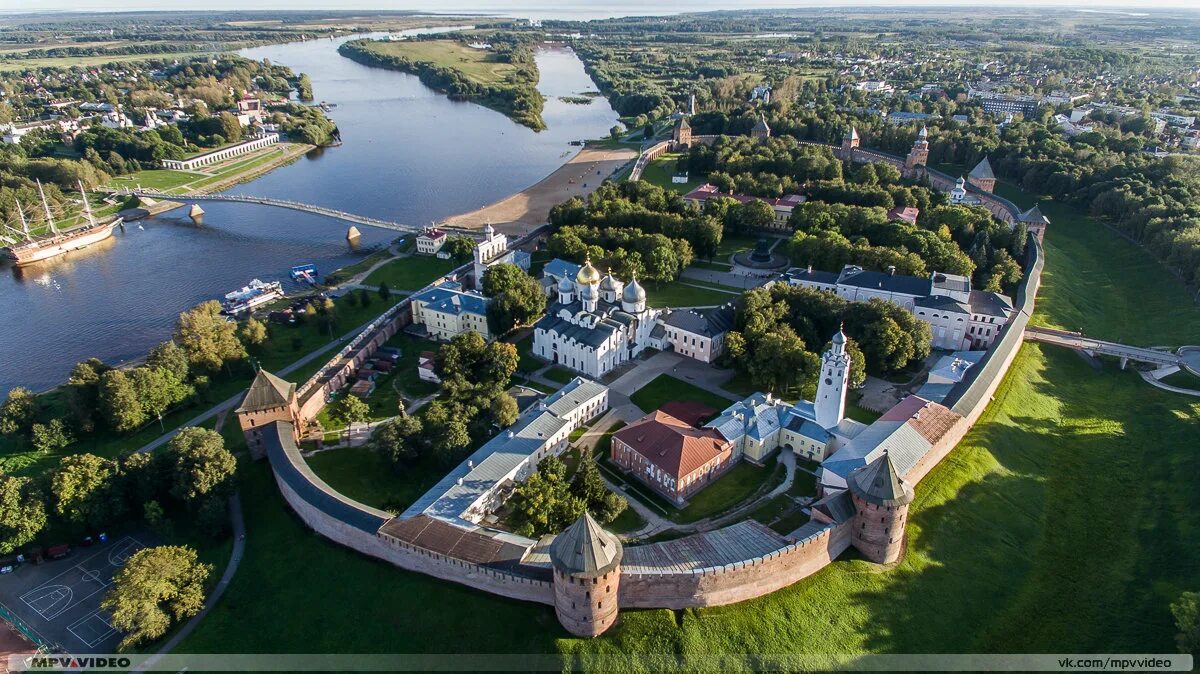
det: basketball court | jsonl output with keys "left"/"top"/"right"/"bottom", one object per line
{"left": 0, "top": 536, "right": 144, "bottom": 653}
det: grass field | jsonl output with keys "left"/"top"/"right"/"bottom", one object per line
{"left": 360, "top": 39, "right": 517, "bottom": 87}
{"left": 637, "top": 153, "right": 703, "bottom": 194}
{"left": 629, "top": 374, "right": 733, "bottom": 417}
{"left": 646, "top": 280, "right": 739, "bottom": 308}
{"left": 108, "top": 144, "right": 302, "bottom": 195}
{"left": 362, "top": 256, "right": 459, "bottom": 290}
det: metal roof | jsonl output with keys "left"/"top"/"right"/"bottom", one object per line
{"left": 969, "top": 156, "right": 995, "bottom": 180}
{"left": 837, "top": 265, "right": 932, "bottom": 297}
{"left": 549, "top": 512, "right": 623, "bottom": 578}
{"left": 848, "top": 452, "right": 914, "bottom": 507}
{"left": 264, "top": 421, "right": 391, "bottom": 534}
{"left": 235, "top": 369, "right": 295, "bottom": 413}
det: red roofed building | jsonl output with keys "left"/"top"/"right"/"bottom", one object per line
{"left": 612, "top": 410, "right": 734, "bottom": 504}
{"left": 682, "top": 183, "right": 806, "bottom": 229}
{"left": 887, "top": 206, "right": 920, "bottom": 224}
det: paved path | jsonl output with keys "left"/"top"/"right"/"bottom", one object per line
{"left": 1140, "top": 368, "right": 1200, "bottom": 397}
{"left": 605, "top": 351, "right": 741, "bottom": 402}
{"left": 680, "top": 267, "right": 775, "bottom": 290}
{"left": 133, "top": 314, "right": 394, "bottom": 455}
{"left": 135, "top": 493, "right": 245, "bottom": 672}
{"left": 1024, "top": 326, "right": 1191, "bottom": 368}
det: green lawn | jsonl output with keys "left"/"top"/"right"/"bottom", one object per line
{"left": 672, "top": 458, "right": 783, "bottom": 524}
{"left": 716, "top": 234, "right": 763, "bottom": 257}
{"left": 629, "top": 374, "right": 733, "bottom": 416}
{"left": 362, "top": 256, "right": 459, "bottom": 290}
{"left": 645, "top": 280, "right": 739, "bottom": 308}
{"left": 360, "top": 39, "right": 517, "bottom": 87}
{"left": 542, "top": 366, "right": 578, "bottom": 385}
{"left": 637, "top": 153, "right": 702, "bottom": 194}
{"left": 513, "top": 334, "right": 542, "bottom": 373}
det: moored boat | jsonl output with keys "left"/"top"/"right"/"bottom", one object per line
{"left": 221, "top": 279, "right": 285, "bottom": 315}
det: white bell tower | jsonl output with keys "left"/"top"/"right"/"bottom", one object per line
{"left": 815, "top": 326, "right": 851, "bottom": 430}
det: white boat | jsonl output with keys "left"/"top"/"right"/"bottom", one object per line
{"left": 221, "top": 279, "right": 285, "bottom": 315}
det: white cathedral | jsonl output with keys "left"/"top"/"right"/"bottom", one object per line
{"left": 532, "top": 256, "right": 663, "bottom": 379}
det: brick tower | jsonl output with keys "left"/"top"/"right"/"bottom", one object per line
{"left": 550, "top": 512, "right": 623, "bottom": 637}
{"left": 967, "top": 156, "right": 996, "bottom": 193}
{"left": 751, "top": 113, "right": 771, "bottom": 141}
{"left": 842, "top": 127, "right": 860, "bottom": 155}
{"left": 672, "top": 116, "right": 692, "bottom": 149}
{"left": 848, "top": 451, "right": 914, "bottom": 564}
{"left": 905, "top": 125, "right": 929, "bottom": 170}
{"left": 235, "top": 369, "right": 301, "bottom": 460}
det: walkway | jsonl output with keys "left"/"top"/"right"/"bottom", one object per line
{"left": 133, "top": 313, "right": 400, "bottom": 455}
{"left": 681, "top": 266, "right": 775, "bottom": 290}
{"left": 1140, "top": 368, "right": 1200, "bottom": 398}
{"left": 134, "top": 493, "right": 244, "bottom": 672}
{"left": 1024, "top": 326, "right": 1195, "bottom": 369}
{"left": 116, "top": 189, "right": 478, "bottom": 238}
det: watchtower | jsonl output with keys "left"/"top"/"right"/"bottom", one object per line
{"left": 842, "top": 127, "right": 860, "bottom": 155}
{"left": 549, "top": 512, "right": 623, "bottom": 637}
{"left": 751, "top": 113, "right": 771, "bottom": 141}
{"left": 672, "top": 116, "right": 692, "bottom": 149}
{"left": 967, "top": 156, "right": 996, "bottom": 193}
{"left": 905, "top": 126, "right": 929, "bottom": 170}
{"left": 848, "top": 451, "right": 914, "bottom": 564}
{"left": 235, "top": 369, "right": 301, "bottom": 460}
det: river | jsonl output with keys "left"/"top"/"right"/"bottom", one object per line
{"left": 0, "top": 30, "right": 619, "bottom": 395}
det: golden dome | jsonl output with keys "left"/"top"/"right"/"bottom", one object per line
{"left": 576, "top": 256, "right": 600, "bottom": 286}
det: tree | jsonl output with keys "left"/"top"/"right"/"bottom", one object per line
{"left": 0, "top": 474, "right": 46, "bottom": 554}
{"left": 569, "top": 453, "right": 627, "bottom": 525}
{"left": 238, "top": 317, "right": 268, "bottom": 349}
{"left": 131, "top": 366, "right": 192, "bottom": 420}
{"left": 175, "top": 301, "right": 246, "bottom": 371}
{"left": 378, "top": 282, "right": 391, "bottom": 300}
{"left": 330, "top": 396, "right": 370, "bottom": 428}
{"left": 146, "top": 341, "right": 189, "bottom": 382}
{"left": 609, "top": 124, "right": 623, "bottom": 141}
{"left": 0, "top": 387, "right": 35, "bottom": 436}
{"left": 67, "top": 359, "right": 110, "bottom": 433}
{"left": 508, "top": 458, "right": 585, "bottom": 537}
{"left": 101, "top": 545, "right": 212, "bottom": 651}
{"left": 165, "top": 427, "right": 236, "bottom": 504}
{"left": 373, "top": 415, "right": 423, "bottom": 469}
{"left": 444, "top": 235, "right": 475, "bottom": 262}
{"left": 358, "top": 288, "right": 372, "bottom": 308}
{"left": 490, "top": 392, "right": 519, "bottom": 428}
{"left": 31, "top": 419, "right": 72, "bottom": 454}
{"left": 483, "top": 263, "right": 547, "bottom": 334}
{"left": 50, "top": 453, "right": 123, "bottom": 528}
{"left": 1172, "top": 591, "right": 1200, "bottom": 655}
{"left": 100, "top": 369, "right": 145, "bottom": 433}
{"left": 732, "top": 199, "right": 777, "bottom": 233}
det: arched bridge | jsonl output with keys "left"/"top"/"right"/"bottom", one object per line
{"left": 116, "top": 189, "right": 480, "bottom": 237}
{"left": 1024, "top": 326, "right": 1199, "bottom": 372}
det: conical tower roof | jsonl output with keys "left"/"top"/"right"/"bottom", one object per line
{"left": 846, "top": 127, "right": 859, "bottom": 141}
{"left": 848, "top": 451, "right": 914, "bottom": 507}
{"left": 676, "top": 116, "right": 691, "bottom": 130}
{"left": 1019, "top": 203, "right": 1049, "bottom": 225}
{"left": 235, "top": 369, "right": 295, "bottom": 414}
{"left": 969, "top": 156, "right": 995, "bottom": 180}
{"left": 753, "top": 113, "right": 770, "bottom": 132}
{"left": 549, "top": 512, "right": 623, "bottom": 578}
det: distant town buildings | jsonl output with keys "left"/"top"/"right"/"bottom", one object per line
{"left": 682, "top": 184, "right": 805, "bottom": 229}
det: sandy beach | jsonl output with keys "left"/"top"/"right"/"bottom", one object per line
{"left": 441, "top": 145, "right": 637, "bottom": 236}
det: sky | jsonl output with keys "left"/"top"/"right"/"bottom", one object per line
{"left": 3, "top": 0, "right": 1197, "bottom": 16}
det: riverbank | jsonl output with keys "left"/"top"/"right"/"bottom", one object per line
{"left": 338, "top": 37, "right": 546, "bottom": 131}
{"left": 108, "top": 142, "right": 314, "bottom": 197}
{"left": 440, "top": 145, "right": 637, "bottom": 235}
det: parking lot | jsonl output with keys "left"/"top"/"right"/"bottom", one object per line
{"left": 0, "top": 536, "right": 145, "bottom": 653}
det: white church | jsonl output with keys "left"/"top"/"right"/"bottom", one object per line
{"left": 705, "top": 328, "right": 868, "bottom": 463}
{"left": 531, "top": 256, "right": 663, "bottom": 379}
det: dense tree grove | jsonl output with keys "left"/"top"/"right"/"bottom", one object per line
{"left": 369, "top": 331, "right": 519, "bottom": 470}
{"left": 339, "top": 32, "right": 546, "bottom": 130}
{"left": 507, "top": 455, "right": 627, "bottom": 537}
{"left": 725, "top": 283, "right": 932, "bottom": 397}
{"left": 482, "top": 263, "right": 547, "bottom": 335}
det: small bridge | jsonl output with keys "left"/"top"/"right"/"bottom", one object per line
{"left": 1024, "top": 326, "right": 1197, "bottom": 371}
{"left": 115, "top": 189, "right": 480, "bottom": 238}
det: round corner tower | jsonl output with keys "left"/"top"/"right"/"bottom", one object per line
{"left": 549, "top": 512, "right": 623, "bottom": 637}
{"left": 848, "top": 451, "right": 914, "bottom": 564}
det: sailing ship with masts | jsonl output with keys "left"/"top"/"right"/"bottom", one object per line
{"left": 0, "top": 180, "right": 123, "bottom": 266}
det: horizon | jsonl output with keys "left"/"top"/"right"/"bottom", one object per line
{"left": 4, "top": 1, "right": 1200, "bottom": 17}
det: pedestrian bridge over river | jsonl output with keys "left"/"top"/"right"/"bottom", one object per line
{"left": 115, "top": 189, "right": 480, "bottom": 238}
{"left": 1024, "top": 326, "right": 1200, "bottom": 372}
